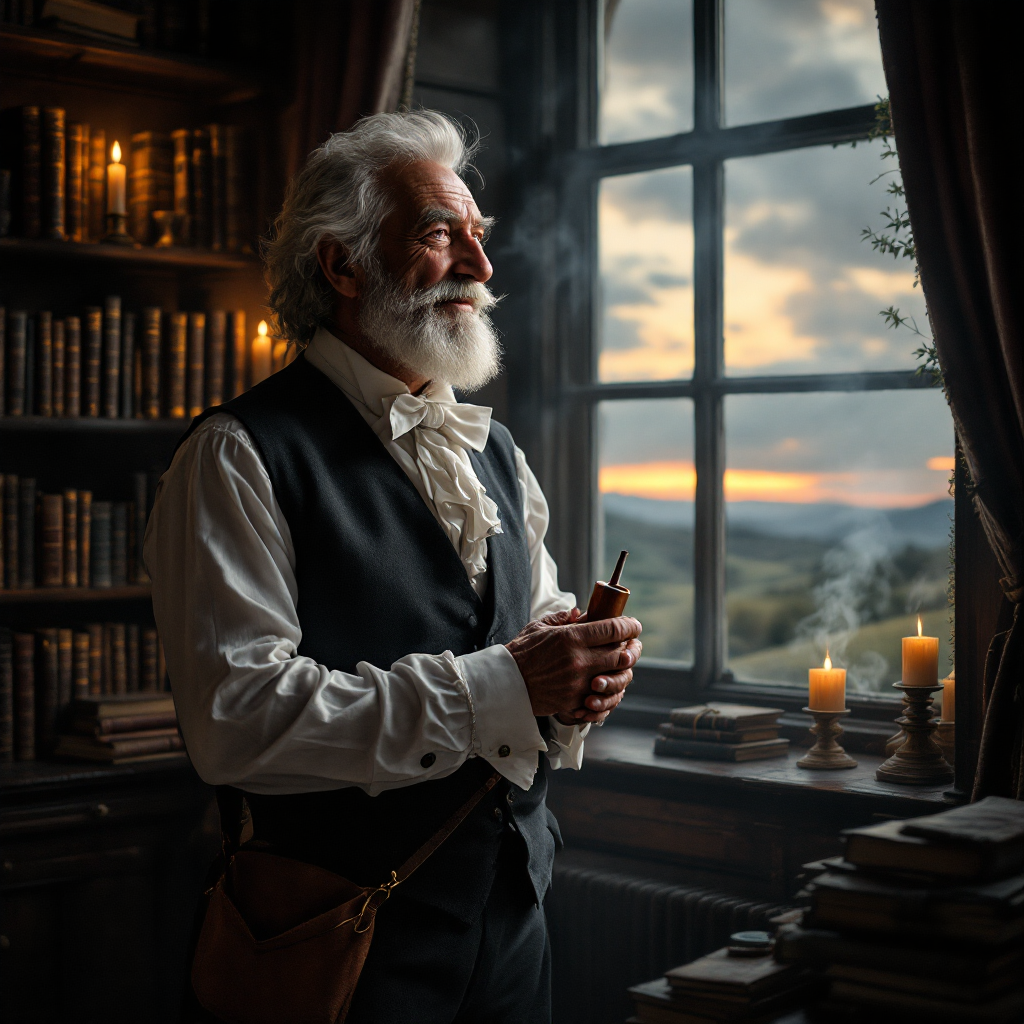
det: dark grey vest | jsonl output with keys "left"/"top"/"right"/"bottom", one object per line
{"left": 179, "top": 356, "right": 559, "bottom": 923}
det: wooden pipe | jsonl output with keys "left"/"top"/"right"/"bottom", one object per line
{"left": 586, "top": 550, "right": 630, "bottom": 621}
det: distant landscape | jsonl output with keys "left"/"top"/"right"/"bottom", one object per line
{"left": 602, "top": 494, "right": 953, "bottom": 694}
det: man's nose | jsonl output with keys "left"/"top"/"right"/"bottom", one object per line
{"left": 450, "top": 235, "right": 492, "bottom": 283}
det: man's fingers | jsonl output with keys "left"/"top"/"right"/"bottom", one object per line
{"left": 583, "top": 689, "right": 625, "bottom": 715}
{"left": 587, "top": 669, "right": 632, "bottom": 701}
{"left": 569, "top": 615, "right": 642, "bottom": 648}
{"left": 586, "top": 640, "right": 641, "bottom": 680}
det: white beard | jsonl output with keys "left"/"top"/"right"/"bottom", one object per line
{"left": 357, "top": 259, "right": 503, "bottom": 392}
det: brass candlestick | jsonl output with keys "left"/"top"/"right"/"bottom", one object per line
{"left": 875, "top": 683, "right": 953, "bottom": 785}
{"left": 797, "top": 708, "right": 857, "bottom": 770}
{"left": 103, "top": 211, "right": 133, "bottom": 244}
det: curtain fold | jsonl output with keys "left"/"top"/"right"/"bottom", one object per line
{"left": 875, "top": 1, "right": 1024, "bottom": 798}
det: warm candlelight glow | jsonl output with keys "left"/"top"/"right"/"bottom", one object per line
{"left": 917, "top": 615, "right": 923, "bottom": 637}
{"left": 251, "top": 320, "right": 272, "bottom": 386}
{"left": 903, "top": 618, "right": 939, "bottom": 686}
{"left": 809, "top": 650, "right": 846, "bottom": 712}
{"left": 823, "top": 653, "right": 832, "bottom": 671}
{"left": 111, "top": 140, "right": 121, "bottom": 163}
{"left": 106, "top": 141, "right": 127, "bottom": 220}
{"left": 258, "top": 320, "right": 268, "bottom": 337}
{"left": 941, "top": 669, "right": 956, "bottom": 722}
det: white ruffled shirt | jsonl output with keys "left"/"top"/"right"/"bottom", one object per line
{"left": 145, "top": 328, "right": 588, "bottom": 796}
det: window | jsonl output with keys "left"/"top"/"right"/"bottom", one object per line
{"left": 521, "top": 0, "right": 954, "bottom": 706}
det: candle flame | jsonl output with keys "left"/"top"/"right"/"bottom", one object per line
{"left": 257, "top": 320, "right": 268, "bottom": 337}
{"left": 823, "top": 651, "right": 832, "bottom": 671}
{"left": 111, "top": 140, "right": 121, "bottom": 163}
{"left": 917, "top": 615, "right": 923, "bottom": 637}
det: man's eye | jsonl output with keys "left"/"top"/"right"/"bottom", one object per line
{"left": 426, "top": 228, "right": 449, "bottom": 241}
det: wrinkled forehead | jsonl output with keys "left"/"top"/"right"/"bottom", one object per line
{"left": 381, "top": 159, "right": 483, "bottom": 229}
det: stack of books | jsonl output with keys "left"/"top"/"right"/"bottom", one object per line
{"left": 776, "top": 796, "right": 1024, "bottom": 1022}
{"left": 629, "top": 945, "right": 815, "bottom": 1023}
{"left": 655, "top": 704, "right": 789, "bottom": 762}
{"left": 54, "top": 691, "right": 184, "bottom": 764}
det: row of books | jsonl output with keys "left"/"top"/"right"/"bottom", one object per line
{"left": 1, "top": 471, "right": 150, "bottom": 589}
{"left": 654, "top": 703, "right": 790, "bottom": 762}
{"left": 0, "top": 106, "right": 248, "bottom": 248}
{"left": 56, "top": 691, "right": 184, "bottom": 765}
{"left": 777, "top": 796, "right": 1024, "bottom": 1022}
{"left": 0, "top": 621, "right": 169, "bottom": 762}
{"left": 0, "top": 301, "right": 254, "bottom": 419}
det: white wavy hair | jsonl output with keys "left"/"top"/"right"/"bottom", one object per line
{"left": 264, "top": 110, "right": 480, "bottom": 345}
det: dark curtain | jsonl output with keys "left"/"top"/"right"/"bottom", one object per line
{"left": 282, "top": 0, "right": 420, "bottom": 183}
{"left": 875, "top": 2, "right": 1024, "bottom": 799}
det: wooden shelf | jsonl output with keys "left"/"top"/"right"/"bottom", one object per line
{"left": 0, "top": 415, "right": 190, "bottom": 434}
{"left": 0, "top": 24, "right": 260, "bottom": 103}
{"left": 0, "top": 584, "right": 152, "bottom": 603}
{"left": 0, "top": 237, "right": 256, "bottom": 270}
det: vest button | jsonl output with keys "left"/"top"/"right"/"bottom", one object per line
{"left": 498, "top": 744, "right": 510, "bottom": 757}
{"left": 506, "top": 791, "right": 514, "bottom": 806}
{"left": 420, "top": 752, "right": 436, "bottom": 768}
{"left": 467, "top": 613, "right": 478, "bottom": 628}
{"left": 493, "top": 807, "right": 503, "bottom": 823}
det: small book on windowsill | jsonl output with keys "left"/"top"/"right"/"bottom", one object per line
{"left": 654, "top": 733, "right": 790, "bottom": 762}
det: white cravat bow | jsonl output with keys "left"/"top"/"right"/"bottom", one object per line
{"left": 381, "top": 392, "right": 503, "bottom": 581}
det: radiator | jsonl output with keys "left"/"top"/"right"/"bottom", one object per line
{"left": 545, "top": 864, "right": 791, "bottom": 1024}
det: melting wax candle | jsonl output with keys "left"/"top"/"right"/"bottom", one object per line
{"left": 251, "top": 320, "right": 272, "bottom": 385}
{"left": 903, "top": 616, "right": 939, "bottom": 687}
{"left": 941, "top": 670, "right": 955, "bottom": 722}
{"left": 809, "top": 653, "right": 846, "bottom": 712}
{"left": 106, "top": 140, "right": 126, "bottom": 217}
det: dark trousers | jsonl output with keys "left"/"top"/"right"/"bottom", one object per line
{"left": 345, "top": 838, "right": 551, "bottom": 1024}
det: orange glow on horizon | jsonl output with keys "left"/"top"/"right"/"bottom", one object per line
{"left": 927, "top": 456, "right": 955, "bottom": 471}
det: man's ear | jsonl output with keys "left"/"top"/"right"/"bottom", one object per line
{"left": 317, "top": 238, "right": 363, "bottom": 299}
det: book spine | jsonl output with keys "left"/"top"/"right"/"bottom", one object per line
{"left": 36, "top": 310, "right": 52, "bottom": 416}
{"left": 207, "top": 124, "right": 225, "bottom": 251}
{"left": 166, "top": 311, "right": 187, "bottom": 417}
{"left": 73, "top": 631, "right": 90, "bottom": 699}
{"left": 84, "top": 306, "right": 102, "bottom": 416}
{"left": 187, "top": 311, "right": 205, "bottom": 416}
{"left": 230, "top": 310, "right": 246, "bottom": 397}
{"left": 3, "top": 474, "right": 17, "bottom": 589}
{"left": 88, "top": 130, "right": 106, "bottom": 243}
{"left": 133, "top": 472, "right": 149, "bottom": 583}
{"left": 129, "top": 132, "right": 172, "bottom": 244}
{"left": 141, "top": 627, "right": 159, "bottom": 691}
{"left": 77, "top": 490, "right": 91, "bottom": 587}
{"left": 101, "top": 622, "right": 112, "bottom": 695}
{"left": 62, "top": 488, "right": 78, "bottom": 585}
{"left": 64, "top": 315, "right": 81, "bottom": 417}
{"left": 24, "top": 312, "right": 34, "bottom": 414}
{"left": 52, "top": 317, "right": 65, "bottom": 416}
{"left": 224, "top": 125, "right": 244, "bottom": 252}
{"left": 142, "top": 306, "right": 161, "bottom": 417}
{"left": 20, "top": 106, "right": 41, "bottom": 239}
{"left": 87, "top": 623, "right": 102, "bottom": 695}
{"left": 0, "top": 628, "right": 12, "bottom": 762}
{"left": 0, "top": 305, "right": 5, "bottom": 415}
{"left": 0, "top": 476, "right": 4, "bottom": 586}
{"left": 110, "top": 622, "right": 127, "bottom": 695}
{"left": 66, "top": 121, "right": 84, "bottom": 242}
{"left": 103, "top": 295, "right": 121, "bottom": 418}
{"left": 58, "top": 627, "right": 73, "bottom": 712}
{"left": 206, "top": 309, "right": 226, "bottom": 407}
{"left": 133, "top": 334, "right": 143, "bottom": 419}
{"left": 126, "top": 623, "right": 140, "bottom": 692}
{"left": 111, "top": 502, "right": 128, "bottom": 585}
{"left": 41, "top": 107, "right": 66, "bottom": 240}
{"left": 39, "top": 492, "right": 63, "bottom": 586}
{"left": 13, "top": 632, "right": 34, "bottom": 759}
{"left": 191, "top": 128, "right": 210, "bottom": 247}
{"left": 95, "top": 712, "right": 179, "bottom": 735}
{"left": 17, "top": 476, "right": 35, "bottom": 588}
{"left": 120, "top": 311, "right": 135, "bottom": 418}
{"left": 171, "top": 128, "right": 191, "bottom": 244}
{"left": 79, "top": 123, "right": 90, "bottom": 240}
{"left": 90, "top": 501, "right": 112, "bottom": 588}
{"left": 36, "top": 628, "right": 59, "bottom": 753}
{"left": 6, "top": 310, "right": 27, "bottom": 414}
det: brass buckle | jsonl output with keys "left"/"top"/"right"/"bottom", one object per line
{"left": 353, "top": 871, "right": 400, "bottom": 934}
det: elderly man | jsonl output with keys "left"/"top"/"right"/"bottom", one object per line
{"left": 146, "top": 110, "right": 642, "bottom": 1024}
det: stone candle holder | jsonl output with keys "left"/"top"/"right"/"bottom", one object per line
{"left": 796, "top": 707, "right": 858, "bottom": 770}
{"left": 875, "top": 682, "right": 953, "bottom": 785}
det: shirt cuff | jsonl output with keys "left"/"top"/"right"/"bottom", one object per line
{"left": 455, "top": 645, "right": 547, "bottom": 791}
{"left": 545, "top": 717, "right": 590, "bottom": 770}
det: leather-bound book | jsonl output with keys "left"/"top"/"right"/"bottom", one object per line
{"left": 87, "top": 129, "right": 106, "bottom": 242}
{"left": 187, "top": 311, "right": 205, "bottom": 416}
{"left": 6, "top": 310, "right": 26, "bottom": 415}
{"left": 77, "top": 489, "right": 91, "bottom": 587}
{"left": 36, "top": 628, "right": 59, "bottom": 752}
{"left": 73, "top": 631, "right": 90, "bottom": 699}
{"left": 90, "top": 500, "right": 112, "bottom": 588}
{"left": 13, "top": 632, "right": 34, "bottom": 760}
{"left": 142, "top": 306, "right": 161, "bottom": 418}
{"left": 230, "top": 309, "right": 246, "bottom": 397}
{"left": 111, "top": 501, "right": 128, "bottom": 585}
{"left": 171, "top": 128, "right": 191, "bottom": 244}
{"left": 23, "top": 314, "right": 33, "bottom": 414}
{"left": 3, "top": 474, "right": 17, "bottom": 589}
{"left": 166, "top": 311, "right": 187, "bottom": 417}
{"left": 87, "top": 623, "right": 103, "bottom": 695}
{"left": 205, "top": 309, "right": 226, "bottom": 407}
{"left": 54, "top": 731, "right": 185, "bottom": 763}
{"left": 41, "top": 107, "right": 66, "bottom": 240}
{"left": 110, "top": 622, "right": 127, "bottom": 695}
{"left": 133, "top": 335, "right": 143, "bottom": 418}
{"left": 191, "top": 127, "right": 211, "bottom": 247}
{"left": 120, "top": 310, "right": 135, "bottom": 418}
{"left": 0, "top": 306, "right": 5, "bottom": 415}
{"left": 62, "top": 488, "right": 77, "bottom": 585}
{"left": 0, "top": 628, "right": 13, "bottom": 762}
{"left": 35, "top": 310, "right": 52, "bottom": 416}
{"left": 39, "top": 492, "right": 63, "bottom": 586}
{"left": 132, "top": 472, "right": 149, "bottom": 583}
{"left": 103, "top": 295, "right": 121, "bottom": 417}
{"left": 52, "top": 317, "right": 65, "bottom": 416}
{"left": 141, "top": 627, "right": 159, "bottom": 692}
{"left": 128, "top": 131, "right": 172, "bottom": 244}
{"left": 224, "top": 125, "right": 245, "bottom": 252}
{"left": 83, "top": 306, "right": 102, "bottom": 416}
{"left": 58, "top": 627, "right": 73, "bottom": 712}
{"left": 66, "top": 120, "right": 85, "bottom": 242}
{"left": 207, "top": 124, "right": 225, "bottom": 250}
{"left": 2, "top": 106, "right": 41, "bottom": 238}
{"left": 64, "top": 315, "right": 81, "bottom": 416}
{"left": 126, "top": 623, "right": 140, "bottom": 692}
{"left": 101, "top": 622, "right": 111, "bottom": 695}
{"left": 17, "top": 476, "right": 35, "bottom": 588}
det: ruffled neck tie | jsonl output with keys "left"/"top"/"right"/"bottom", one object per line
{"left": 381, "top": 392, "right": 502, "bottom": 582}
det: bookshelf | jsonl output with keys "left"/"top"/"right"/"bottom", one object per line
{"left": 0, "top": 584, "right": 152, "bottom": 604}
{"left": 0, "top": 236, "right": 257, "bottom": 269}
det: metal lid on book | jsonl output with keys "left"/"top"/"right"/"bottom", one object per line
{"left": 727, "top": 930, "right": 772, "bottom": 957}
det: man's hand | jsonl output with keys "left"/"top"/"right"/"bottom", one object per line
{"left": 506, "top": 614, "right": 642, "bottom": 724}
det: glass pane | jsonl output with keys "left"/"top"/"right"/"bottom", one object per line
{"left": 598, "top": 166, "right": 694, "bottom": 382}
{"left": 724, "top": 142, "right": 928, "bottom": 376}
{"left": 600, "top": 0, "right": 694, "bottom": 144}
{"left": 599, "top": 399, "right": 694, "bottom": 663}
{"left": 724, "top": 0, "right": 886, "bottom": 127}
{"left": 725, "top": 390, "right": 954, "bottom": 696}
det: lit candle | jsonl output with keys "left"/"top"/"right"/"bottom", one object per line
{"left": 272, "top": 339, "right": 290, "bottom": 374}
{"left": 941, "top": 669, "right": 955, "bottom": 722}
{"left": 106, "top": 141, "right": 126, "bottom": 216}
{"left": 251, "top": 320, "right": 272, "bottom": 385}
{"left": 902, "top": 616, "right": 939, "bottom": 687}
{"left": 809, "top": 652, "right": 846, "bottom": 712}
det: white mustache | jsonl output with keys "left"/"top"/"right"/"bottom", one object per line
{"left": 409, "top": 279, "right": 498, "bottom": 315}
